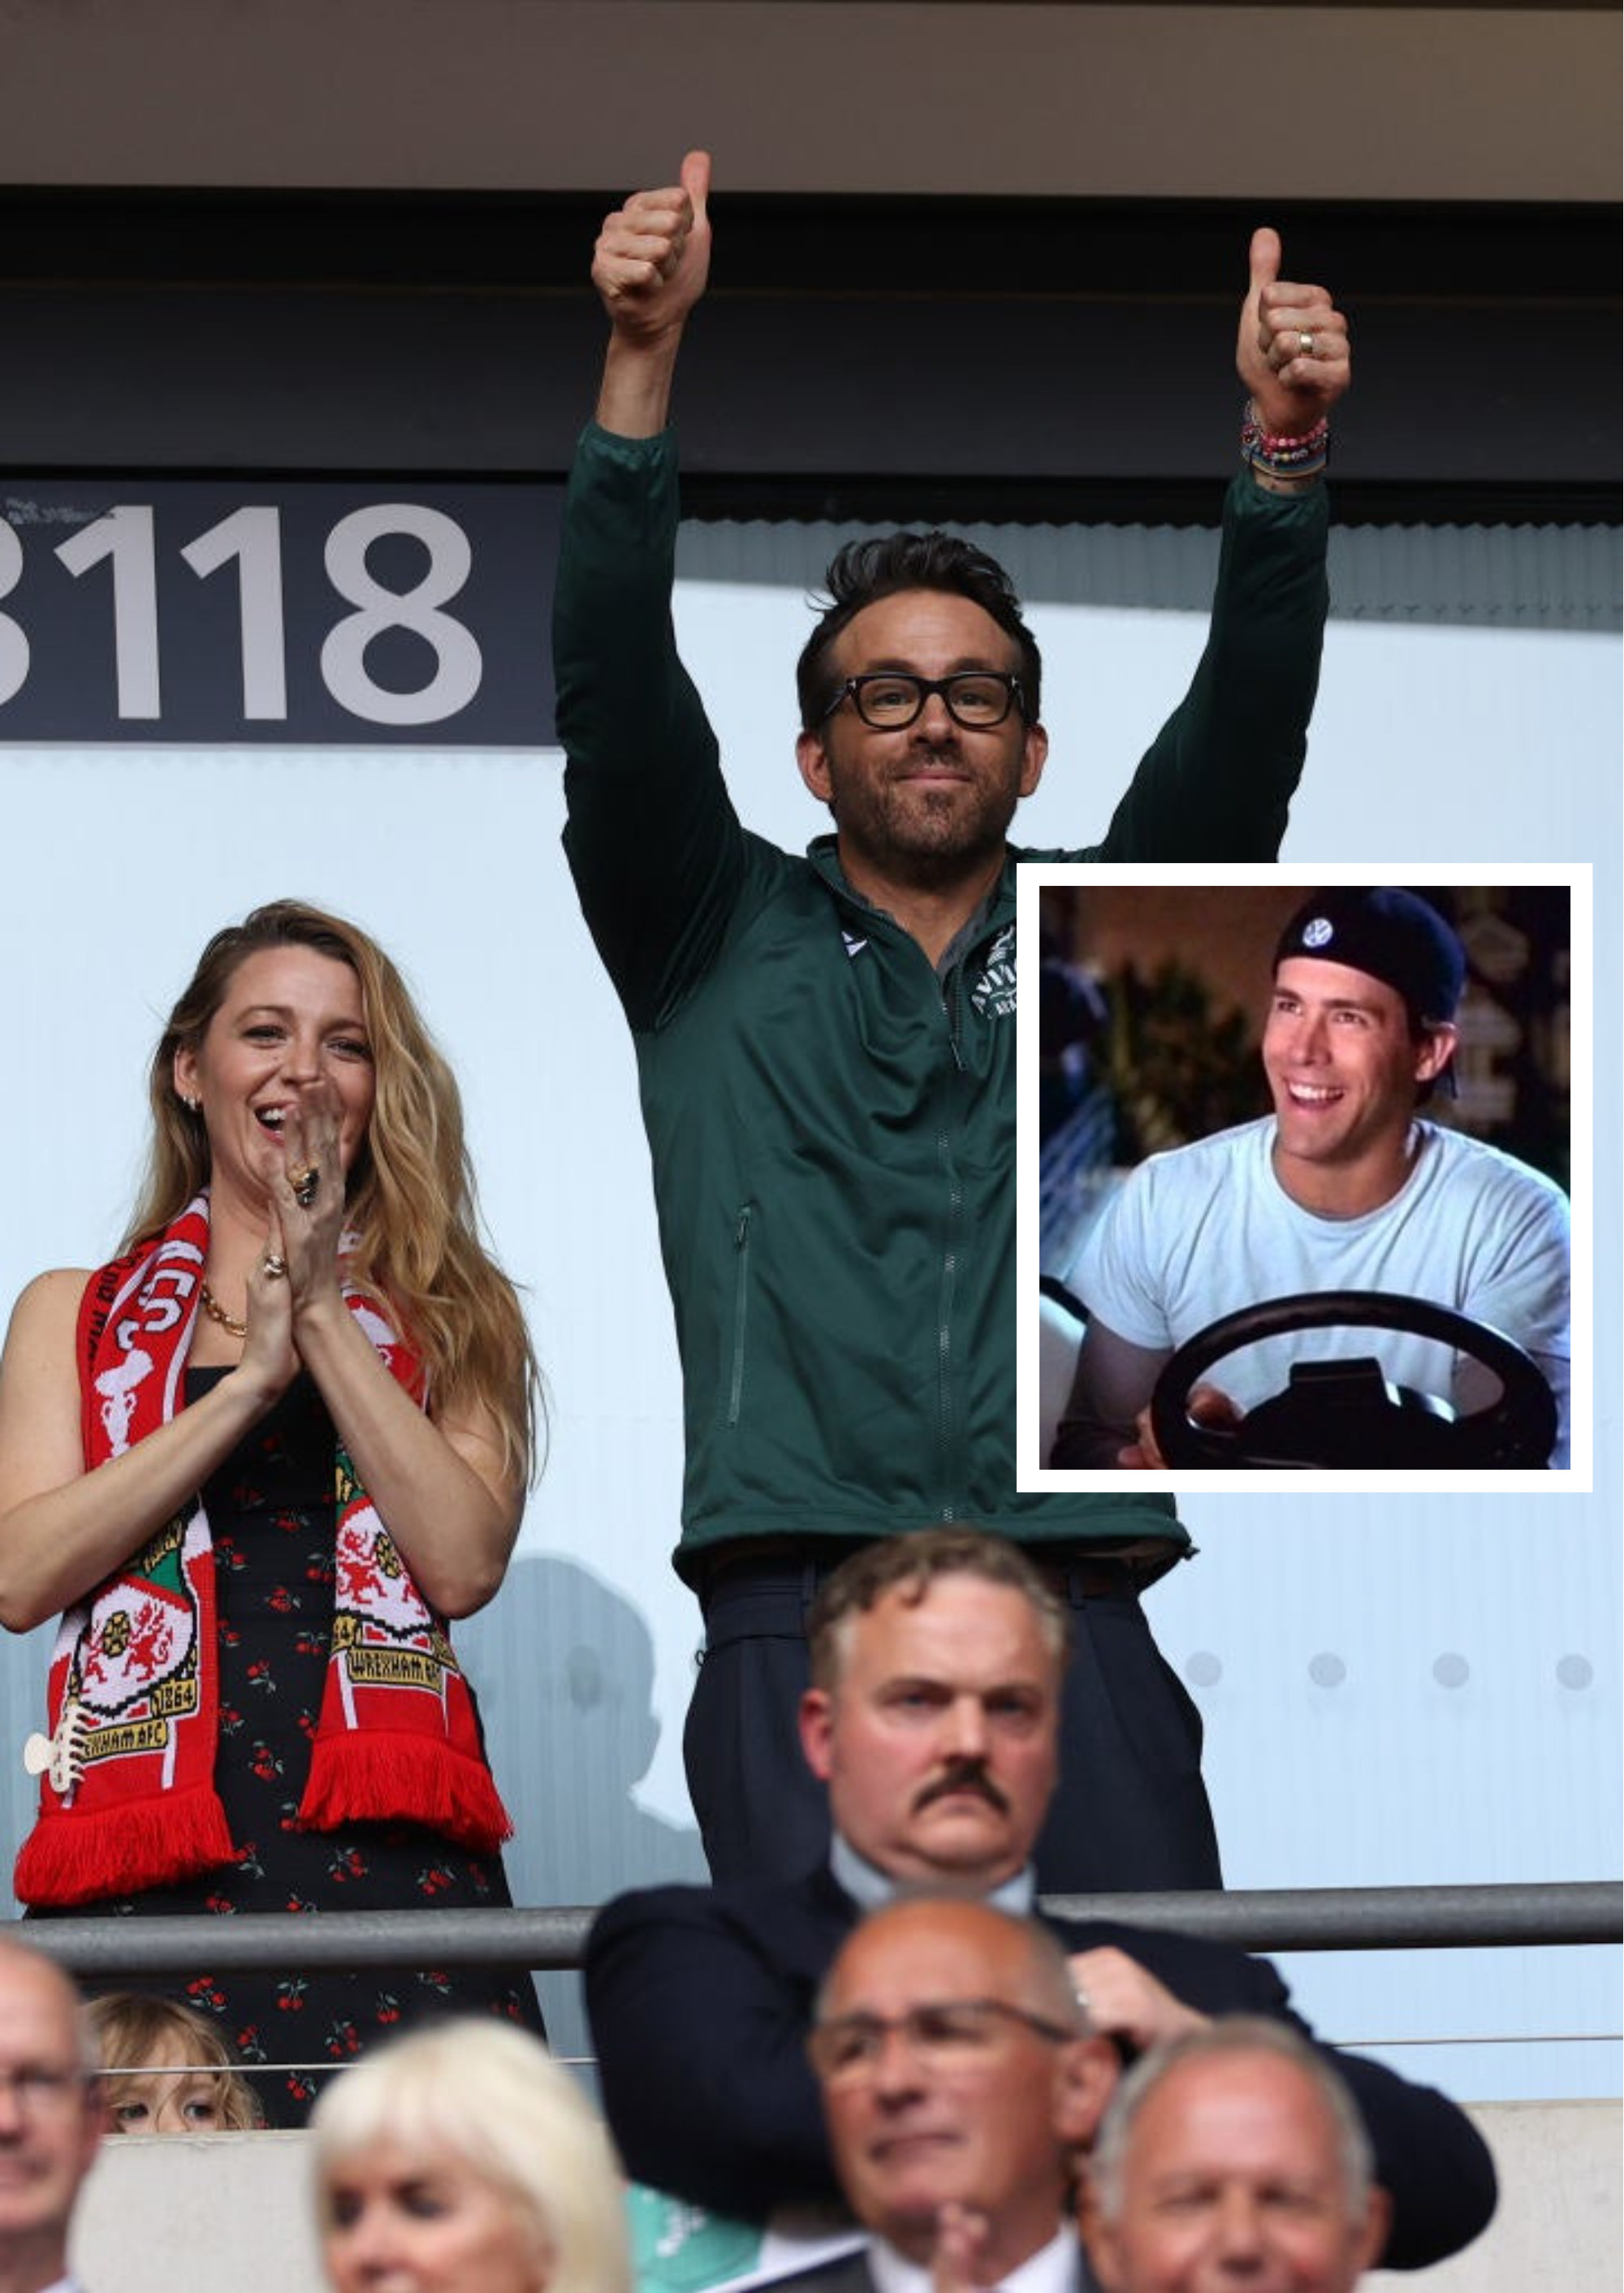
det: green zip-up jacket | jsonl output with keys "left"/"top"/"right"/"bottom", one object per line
{"left": 556, "top": 425, "right": 1329, "bottom": 1580}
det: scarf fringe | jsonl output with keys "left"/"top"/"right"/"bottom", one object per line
{"left": 299, "top": 1731, "right": 513, "bottom": 1858}
{"left": 15, "top": 1785, "right": 236, "bottom": 1909}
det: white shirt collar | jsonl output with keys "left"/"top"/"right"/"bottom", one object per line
{"left": 828, "top": 1833, "right": 1037, "bottom": 1916}
{"left": 867, "top": 2221, "right": 1081, "bottom": 2293}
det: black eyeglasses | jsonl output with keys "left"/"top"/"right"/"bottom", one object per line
{"left": 820, "top": 671, "right": 1027, "bottom": 732}
{"left": 807, "top": 1997, "right": 1075, "bottom": 2087}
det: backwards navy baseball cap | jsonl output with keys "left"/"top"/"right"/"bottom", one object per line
{"left": 1274, "top": 887, "right": 1465, "bottom": 1021}
{"left": 1275, "top": 887, "right": 1465, "bottom": 1095}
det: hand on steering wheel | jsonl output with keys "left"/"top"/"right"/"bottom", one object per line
{"left": 1148, "top": 1292, "right": 1557, "bottom": 1469}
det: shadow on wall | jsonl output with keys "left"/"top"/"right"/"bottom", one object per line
{"left": 458, "top": 1552, "right": 707, "bottom": 2071}
{"left": 456, "top": 1549, "right": 706, "bottom": 1906}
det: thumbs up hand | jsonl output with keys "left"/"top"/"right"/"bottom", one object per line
{"left": 593, "top": 149, "right": 714, "bottom": 346}
{"left": 1237, "top": 226, "right": 1351, "bottom": 439}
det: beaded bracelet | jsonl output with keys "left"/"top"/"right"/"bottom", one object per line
{"left": 1242, "top": 400, "right": 1330, "bottom": 481}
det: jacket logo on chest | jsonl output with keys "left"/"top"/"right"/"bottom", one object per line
{"left": 970, "top": 924, "right": 1017, "bottom": 1018}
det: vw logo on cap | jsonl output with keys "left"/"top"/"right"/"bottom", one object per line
{"left": 1301, "top": 916, "right": 1335, "bottom": 949}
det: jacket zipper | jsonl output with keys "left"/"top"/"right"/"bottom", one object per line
{"left": 935, "top": 956, "right": 974, "bottom": 1515}
{"left": 727, "top": 1203, "right": 754, "bottom": 1426}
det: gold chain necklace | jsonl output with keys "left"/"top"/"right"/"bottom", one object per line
{"left": 198, "top": 1282, "right": 248, "bottom": 1340}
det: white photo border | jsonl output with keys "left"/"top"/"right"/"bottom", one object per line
{"left": 1015, "top": 860, "right": 1592, "bottom": 1496}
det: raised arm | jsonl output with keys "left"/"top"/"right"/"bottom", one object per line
{"left": 1093, "top": 230, "right": 1350, "bottom": 861}
{"left": 555, "top": 150, "right": 754, "bottom": 1029}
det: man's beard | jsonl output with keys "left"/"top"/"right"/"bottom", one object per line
{"left": 829, "top": 754, "right": 1023, "bottom": 885}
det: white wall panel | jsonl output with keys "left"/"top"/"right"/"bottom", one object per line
{"left": 2, "top": 516, "right": 1616, "bottom": 2085}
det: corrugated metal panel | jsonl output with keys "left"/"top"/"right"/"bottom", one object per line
{"left": 680, "top": 516, "right": 1622, "bottom": 628}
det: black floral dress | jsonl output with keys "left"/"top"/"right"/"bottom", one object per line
{"left": 38, "top": 1369, "right": 544, "bottom": 2126}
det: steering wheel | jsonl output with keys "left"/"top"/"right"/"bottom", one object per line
{"left": 1148, "top": 1290, "right": 1557, "bottom": 1469}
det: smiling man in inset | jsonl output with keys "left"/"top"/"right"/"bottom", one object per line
{"left": 1055, "top": 886, "right": 1570, "bottom": 1468}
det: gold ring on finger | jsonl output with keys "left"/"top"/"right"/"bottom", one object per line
{"left": 292, "top": 1164, "right": 319, "bottom": 1209}
{"left": 1298, "top": 330, "right": 1315, "bottom": 357}
{"left": 261, "top": 1253, "right": 288, "bottom": 1280}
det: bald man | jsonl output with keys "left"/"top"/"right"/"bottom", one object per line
{"left": 0, "top": 1939, "right": 102, "bottom": 2293}
{"left": 788, "top": 1897, "right": 1116, "bottom": 2290}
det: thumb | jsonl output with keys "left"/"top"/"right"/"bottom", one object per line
{"left": 1189, "top": 1383, "right": 1242, "bottom": 1429}
{"left": 1248, "top": 225, "right": 1281, "bottom": 296}
{"left": 681, "top": 148, "right": 712, "bottom": 224}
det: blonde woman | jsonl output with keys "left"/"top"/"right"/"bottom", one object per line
{"left": 1, "top": 901, "right": 543, "bottom": 2122}
{"left": 313, "top": 2021, "right": 632, "bottom": 2293}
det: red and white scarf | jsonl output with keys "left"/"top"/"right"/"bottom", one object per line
{"left": 15, "top": 1194, "right": 512, "bottom": 1910}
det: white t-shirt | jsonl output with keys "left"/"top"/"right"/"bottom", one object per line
{"left": 1076, "top": 1118, "right": 1570, "bottom": 1463}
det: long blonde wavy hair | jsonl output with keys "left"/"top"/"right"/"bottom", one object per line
{"left": 127, "top": 900, "right": 541, "bottom": 1484}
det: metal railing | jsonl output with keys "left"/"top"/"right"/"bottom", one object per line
{"left": 17, "top": 1879, "right": 1621, "bottom": 1979}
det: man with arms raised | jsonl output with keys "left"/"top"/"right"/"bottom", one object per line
{"left": 1054, "top": 887, "right": 1570, "bottom": 1468}
{"left": 1084, "top": 2019, "right": 1391, "bottom": 2293}
{"left": 0, "top": 1938, "right": 102, "bottom": 2293}
{"left": 557, "top": 152, "right": 1351, "bottom": 1889}
{"left": 586, "top": 1531, "right": 1494, "bottom": 2269}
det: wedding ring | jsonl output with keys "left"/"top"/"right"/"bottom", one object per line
{"left": 261, "top": 1253, "right": 288, "bottom": 1280}
{"left": 291, "top": 1164, "right": 319, "bottom": 1209}
{"left": 1298, "top": 330, "right": 1315, "bottom": 357}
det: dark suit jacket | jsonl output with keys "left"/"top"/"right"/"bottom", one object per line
{"left": 585, "top": 1863, "right": 1496, "bottom": 2272}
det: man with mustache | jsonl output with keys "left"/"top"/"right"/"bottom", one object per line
{"left": 585, "top": 1530, "right": 1495, "bottom": 2271}
{"left": 556, "top": 149, "right": 1350, "bottom": 1892}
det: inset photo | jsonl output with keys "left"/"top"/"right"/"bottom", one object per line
{"left": 1017, "top": 866, "right": 1587, "bottom": 1493}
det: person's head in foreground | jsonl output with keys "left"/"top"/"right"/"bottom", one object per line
{"left": 86, "top": 1991, "right": 261, "bottom": 2135}
{"left": 310, "top": 2019, "right": 631, "bottom": 2293}
{"left": 0, "top": 1937, "right": 102, "bottom": 2287}
{"left": 1084, "top": 2017, "right": 1392, "bottom": 2293}
{"left": 809, "top": 1895, "right": 1116, "bottom": 2283}
{"left": 801, "top": 1527, "right": 1069, "bottom": 1891}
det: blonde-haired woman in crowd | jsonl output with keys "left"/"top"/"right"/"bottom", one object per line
{"left": 1, "top": 901, "right": 543, "bottom": 2121}
{"left": 313, "top": 2020, "right": 633, "bottom": 2293}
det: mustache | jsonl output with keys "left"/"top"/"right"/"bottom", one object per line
{"left": 914, "top": 1759, "right": 1010, "bottom": 1816}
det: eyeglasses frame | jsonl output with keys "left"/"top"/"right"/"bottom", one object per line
{"left": 818, "top": 671, "right": 1030, "bottom": 732}
{"left": 807, "top": 1993, "right": 1078, "bottom": 2086}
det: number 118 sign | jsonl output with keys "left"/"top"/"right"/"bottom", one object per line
{"left": 0, "top": 481, "right": 560, "bottom": 745}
